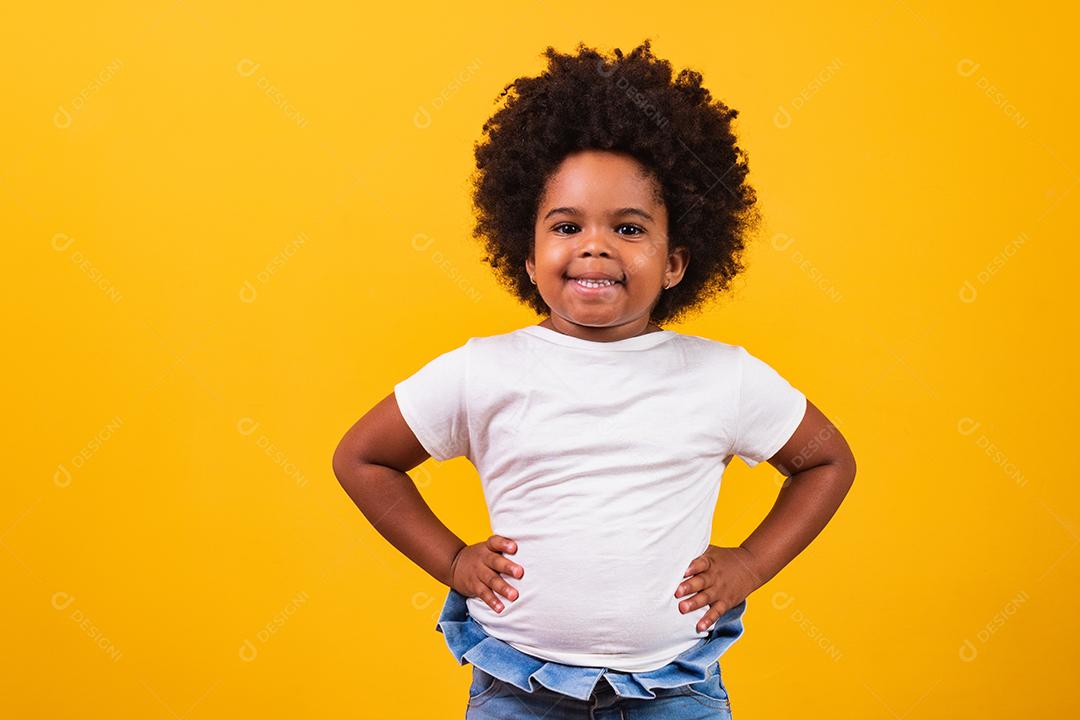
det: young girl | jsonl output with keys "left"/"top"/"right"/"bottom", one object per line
{"left": 333, "top": 41, "right": 856, "bottom": 719}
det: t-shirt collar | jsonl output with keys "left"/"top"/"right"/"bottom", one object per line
{"left": 519, "top": 324, "right": 678, "bottom": 351}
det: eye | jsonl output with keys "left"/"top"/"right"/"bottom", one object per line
{"left": 616, "top": 224, "right": 645, "bottom": 236}
{"left": 552, "top": 222, "right": 579, "bottom": 235}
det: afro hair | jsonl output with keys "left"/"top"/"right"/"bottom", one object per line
{"left": 468, "top": 39, "right": 763, "bottom": 326}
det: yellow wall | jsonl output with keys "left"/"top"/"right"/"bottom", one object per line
{"left": 3, "top": 1, "right": 1077, "bottom": 717}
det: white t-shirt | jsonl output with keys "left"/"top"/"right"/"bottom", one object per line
{"left": 393, "top": 324, "right": 807, "bottom": 672}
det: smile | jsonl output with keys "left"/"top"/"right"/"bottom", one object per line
{"left": 572, "top": 278, "right": 619, "bottom": 288}
{"left": 567, "top": 277, "right": 623, "bottom": 295}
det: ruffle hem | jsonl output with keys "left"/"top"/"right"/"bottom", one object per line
{"left": 435, "top": 587, "right": 747, "bottom": 701}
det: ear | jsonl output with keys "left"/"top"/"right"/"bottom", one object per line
{"left": 665, "top": 245, "right": 690, "bottom": 288}
{"left": 525, "top": 252, "right": 535, "bottom": 279}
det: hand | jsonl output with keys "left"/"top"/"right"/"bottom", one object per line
{"left": 674, "top": 545, "right": 762, "bottom": 632}
{"left": 449, "top": 534, "right": 525, "bottom": 614}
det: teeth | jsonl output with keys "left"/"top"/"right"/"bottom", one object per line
{"left": 573, "top": 278, "right": 619, "bottom": 288}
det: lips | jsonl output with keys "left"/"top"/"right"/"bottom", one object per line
{"left": 566, "top": 277, "right": 624, "bottom": 294}
{"left": 565, "top": 272, "right": 625, "bottom": 283}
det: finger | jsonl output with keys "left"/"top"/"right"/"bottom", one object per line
{"left": 678, "top": 587, "right": 711, "bottom": 614}
{"left": 487, "top": 574, "right": 520, "bottom": 602}
{"left": 476, "top": 585, "right": 506, "bottom": 613}
{"left": 490, "top": 554, "right": 525, "bottom": 579}
{"left": 696, "top": 604, "right": 728, "bottom": 633}
{"left": 684, "top": 555, "right": 704, "bottom": 578}
{"left": 674, "top": 573, "right": 706, "bottom": 598}
{"left": 488, "top": 534, "right": 518, "bottom": 555}
{"left": 695, "top": 608, "right": 716, "bottom": 633}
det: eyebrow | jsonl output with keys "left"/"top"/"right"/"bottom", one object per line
{"left": 542, "top": 206, "right": 655, "bottom": 223}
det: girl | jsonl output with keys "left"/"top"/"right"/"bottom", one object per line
{"left": 333, "top": 40, "right": 856, "bottom": 719}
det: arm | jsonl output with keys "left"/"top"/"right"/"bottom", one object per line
{"left": 737, "top": 397, "right": 857, "bottom": 589}
{"left": 677, "top": 397, "right": 856, "bottom": 630}
{"left": 331, "top": 391, "right": 467, "bottom": 587}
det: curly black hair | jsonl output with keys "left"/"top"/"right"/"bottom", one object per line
{"left": 468, "top": 39, "right": 763, "bottom": 326}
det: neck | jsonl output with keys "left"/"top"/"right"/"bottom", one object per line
{"left": 538, "top": 316, "right": 663, "bottom": 342}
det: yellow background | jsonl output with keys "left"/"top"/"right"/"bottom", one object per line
{"left": 4, "top": 1, "right": 1078, "bottom": 717}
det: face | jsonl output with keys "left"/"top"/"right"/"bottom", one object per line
{"left": 526, "top": 149, "right": 689, "bottom": 341}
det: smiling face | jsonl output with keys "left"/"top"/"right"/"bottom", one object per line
{"left": 526, "top": 150, "right": 689, "bottom": 342}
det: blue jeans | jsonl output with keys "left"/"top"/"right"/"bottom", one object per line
{"left": 436, "top": 588, "right": 746, "bottom": 719}
{"left": 465, "top": 660, "right": 733, "bottom": 719}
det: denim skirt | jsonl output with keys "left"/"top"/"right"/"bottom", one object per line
{"left": 435, "top": 588, "right": 747, "bottom": 719}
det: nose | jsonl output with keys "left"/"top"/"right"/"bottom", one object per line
{"left": 576, "top": 227, "right": 615, "bottom": 258}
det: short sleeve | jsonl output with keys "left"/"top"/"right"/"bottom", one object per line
{"left": 393, "top": 341, "right": 471, "bottom": 462}
{"left": 731, "top": 345, "right": 807, "bottom": 468}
